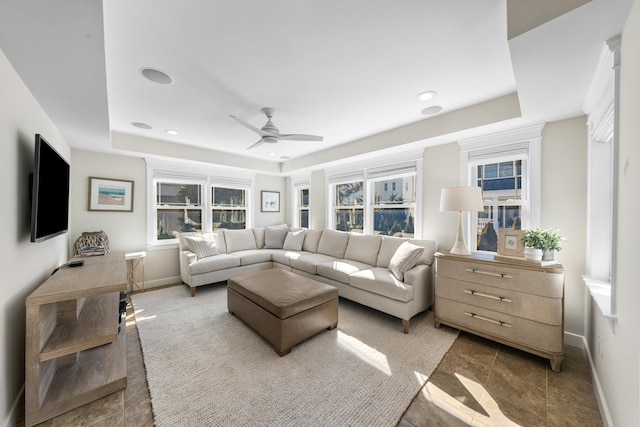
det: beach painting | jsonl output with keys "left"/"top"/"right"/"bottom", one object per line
{"left": 89, "top": 177, "right": 134, "bottom": 211}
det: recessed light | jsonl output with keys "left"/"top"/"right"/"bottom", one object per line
{"left": 417, "top": 91, "right": 437, "bottom": 101}
{"left": 280, "top": 156, "right": 291, "bottom": 160}
{"left": 131, "top": 122, "right": 152, "bottom": 129}
{"left": 421, "top": 106, "right": 443, "bottom": 115}
{"left": 267, "top": 152, "right": 276, "bottom": 156}
{"left": 165, "top": 129, "right": 179, "bottom": 135}
{"left": 140, "top": 68, "right": 174, "bottom": 85}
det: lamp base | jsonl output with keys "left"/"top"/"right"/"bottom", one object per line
{"left": 449, "top": 211, "right": 472, "bottom": 255}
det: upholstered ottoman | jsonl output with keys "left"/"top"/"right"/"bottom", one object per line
{"left": 227, "top": 269, "right": 339, "bottom": 356}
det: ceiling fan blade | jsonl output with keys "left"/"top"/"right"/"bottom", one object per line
{"left": 230, "top": 115, "right": 269, "bottom": 137}
{"left": 246, "top": 139, "right": 264, "bottom": 149}
{"left": 276, "top": 133, "right": 323, "bottom": 141}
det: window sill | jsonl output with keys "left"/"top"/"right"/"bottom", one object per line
{"left": 583, "top": 275, "right": 617, "bottom": 331}
{"left": 146, "top": 241, "right": 179, "bottom": 251}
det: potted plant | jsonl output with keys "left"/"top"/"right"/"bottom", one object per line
{"left": 521, "top": 228, "right": 566, "bottom": 261}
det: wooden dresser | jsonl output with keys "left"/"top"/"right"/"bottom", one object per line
{"left": 434, "top": 251, "right": 565, "bottom": 372}
{"left": 25, "top": 253, "right": 127, "bottom": 426}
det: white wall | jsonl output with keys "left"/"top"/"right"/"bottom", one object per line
{"left": 541, "top": 116, "right": 588, "bottom": 340}
{"left": 587, "top": 1, "right": 640, "bottom": 425}
{"left": 0, "top": 49, "right": 71, "bottom": 427}
{"left": 254, "top": 174, "right": 287, "bottom": 227}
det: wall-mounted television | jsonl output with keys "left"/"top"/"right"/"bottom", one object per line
{"left": 30, "top": 134, "right": 70, "bottom": 242}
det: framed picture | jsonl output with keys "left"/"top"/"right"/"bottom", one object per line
{"left": 261, "top": 191, "right": 280, "bottom": 212}
{"left": 497, "top": 229, "right": 524, "bottom": 257}
{"left": 89, "top": 177, "right": 134, "bottom": 212}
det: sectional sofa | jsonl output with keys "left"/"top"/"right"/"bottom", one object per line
{"left": 178, "top": 226, "right": 437, "bottom": 333}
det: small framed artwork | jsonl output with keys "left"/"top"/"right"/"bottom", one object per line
{"left": 261, "top": 191, "right": 280, "bottom": 212}
{"left": 89, "top": 177, "right": 134, "bottom": 212}
{"left": 497, "top": 229, "right": 524, "bottom": 257}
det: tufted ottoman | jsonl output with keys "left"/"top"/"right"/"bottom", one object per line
{"left": 227, "top": 269, "right": 339, "bottom": 356}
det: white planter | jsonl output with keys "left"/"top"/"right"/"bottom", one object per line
{"left": 543, "top": 250, "right": 554, "bottom": 261}
{"left": 524, "top": 247, "right": 543, "bottom": 262}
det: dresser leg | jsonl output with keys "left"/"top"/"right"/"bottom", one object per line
{"left": 434, "top": 318, "right": 441, "bottom": 329}
{"left": 550, "top": 355, "right": 563, "bottom": 372}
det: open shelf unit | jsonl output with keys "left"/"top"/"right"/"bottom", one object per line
{"left": 25, "top": 253, "right": 127, "bottom": 426}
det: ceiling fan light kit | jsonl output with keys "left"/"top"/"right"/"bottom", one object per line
{"left": 231, "top": 107, "right": 324, "bottom": 149}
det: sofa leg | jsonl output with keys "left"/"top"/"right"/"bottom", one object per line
{"left": 402, "top": 319, "right": 410, "bottom": 334}
{"left": 190, "top": 287, "right": 196, "bottom": 297}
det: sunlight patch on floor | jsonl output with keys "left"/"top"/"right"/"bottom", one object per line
{"left": 422, "top": 373, "right": 521, "bottom": 426}
{"left": 337, "top": 331, "right": 391, "bottom": 375}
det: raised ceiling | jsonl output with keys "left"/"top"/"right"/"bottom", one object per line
{"left": 0, "top": 0, "right": 633, "bottom": 174}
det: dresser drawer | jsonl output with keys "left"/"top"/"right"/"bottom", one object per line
{"left": 436, "top": 258, "right": 563, "bottom": 298}
{"left": 436, "top": 277, "right": 562, "bottom": 325}
{"left": 435, "top": 297, "right": 563, "bottom": 353}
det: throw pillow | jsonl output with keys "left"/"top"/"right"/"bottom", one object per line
{"left": 264, "top": 226, "right": 289, "bottom": 249}
{"left": 283, "top": 229, "right": 306, "bottom": 251}
{"left": 184, "top": 236, "right": 219, "bottom": 259}
{"left": 388, "top": 241, "right": 424, "bottom": 281}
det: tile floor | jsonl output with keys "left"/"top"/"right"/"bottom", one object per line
{"left": 19, "top": 288, "right": 602, "bottom": 427}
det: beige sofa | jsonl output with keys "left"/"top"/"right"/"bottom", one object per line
{"left": 178, "top": 227, "right": 437, "bottom": 333}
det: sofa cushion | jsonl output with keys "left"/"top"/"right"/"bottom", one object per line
{"left": 283, "top": 229, "right": 306, "bottom": 251}
{"left": 189, "top": 254, "right": 241, "bottom": 275}
{"left": 409, "top": 239, "right": 438, "bottom": 266}
{"left": 349, "top": 267, "right": 414, "bottom": 302}
{"left": 270, "top": 249, "right": 304, "bottom": 266}
{"left": 316, "top": 259, "right": 372, "bottom": 284}
{"left": 302, "top": 229, "right": 322, "bottom": 253}
{"left": 317, "top": 229, "right": 350, "bottom": 259}
{"left": 232, "top": 249, "right": 273, "bottom": 266}
{"left": 208, "top": 231, "right": 227, "bottom": 254}
{"left": 225, "top": 229, "right": 257, "bottom": 253}
{"left": 376, "top": 236, "right": 406, "bottom": 268}
{"left": 344, "top": 233, "right": 382, "bottom": 266}
{"left": 253, "top": 227, "right": 265, "bottom": 249}
{"left": 290, "top": 253, "right": 338, "bottom": 275}
{"left": 184, "top": 235, "right": 219, "bottom": 259}
{"left": 264, "top": 226, "right": 289, "bottom": 249}
{"left": 388, "top": 241, "right": 424, "bottom": 281}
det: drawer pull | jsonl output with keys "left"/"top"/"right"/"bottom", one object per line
{"left": 465, "top": 312, "right": 512, "bottom": 327}
{"left": 464, "top": 290, "right": 512, "bottom": 303}
{"left": 464, "top": 268, "right": 513, "bottom": 279}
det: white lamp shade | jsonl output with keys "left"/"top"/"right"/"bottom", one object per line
{"left": 440, "top": 186, "right": 484, "bottom": 212}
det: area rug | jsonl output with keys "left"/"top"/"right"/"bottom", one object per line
{"left": 132, "top": 284, "right": 458, "bottom": 426}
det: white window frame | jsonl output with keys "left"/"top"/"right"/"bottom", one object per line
{"left": 325, "top": 150, "right": 423, "bottom": 237}
{"left": 291, "top": 175, "right": 310, "bottom": 228}
{"left": 459, "top": 125, "right": 543, "bottom": 253}
{"left": 582, "top": 36, "right": 620, "bottom": 329}
{"left": 211, "top": 183, "right": 250, "bottom": 231}
{"left": 146, "top": 159, "right": 254, "bottom": 249}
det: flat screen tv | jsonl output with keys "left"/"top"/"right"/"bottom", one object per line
{"left": 30, "top": 134, "right": 70, "bottom": 242}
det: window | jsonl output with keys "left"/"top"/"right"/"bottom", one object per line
{"left": 459, "top": 125, "right": 542, "bottom": 253}
{"left": 327, "top": 153, "right": 422, "bottom": 236}
{"left": 474, "top": 160, "right": 525, "bottom": 252}
{"left": 212, "top": 186, "right": 247, "bottom": 230}
{"left": 372, "top": 175, "right": 416, "bottom": 237}
{"left": 582, "top": 36, "right": 620, "bottom": 325}
{"left": 333, "top": 181, "right": 364, "bottom": 233}
{"left": 155, "top": 181, "right": 203, "bottom": 240}
{"left": 146, "top": 160, "right": 253, "bottom": 246}
{"left": 292, "top": 176, "right": 310, "bottom": 228}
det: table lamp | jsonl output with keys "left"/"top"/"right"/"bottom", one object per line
{"left": 440, "top": 186, "right": 485, "bottom": 255}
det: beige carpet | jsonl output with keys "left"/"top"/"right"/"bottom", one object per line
{"left": 132, "top": 284, "right": 458, "bottom": 427}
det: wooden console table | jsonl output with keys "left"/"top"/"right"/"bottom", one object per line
{"left": 25, "top": 253, "right": 127, "bottom": 426}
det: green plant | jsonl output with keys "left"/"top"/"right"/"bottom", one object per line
{"left": 521, "top": 228, "right": 566, "bottom": 251}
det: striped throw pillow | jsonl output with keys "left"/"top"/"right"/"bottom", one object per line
{"left": 388, "top": 241, "right": 424, "bottom": 281}
{"left": 184, "top": 236, "right": 219, "bottom": 259}
{"left": 283, "top": 229, "right": 306, "bottom": 251}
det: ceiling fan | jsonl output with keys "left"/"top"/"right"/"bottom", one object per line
{"left": 230, "top": 107, "right": 323, "bottom": 149}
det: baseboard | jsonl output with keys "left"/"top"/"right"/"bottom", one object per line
{"left": 3, "top": 384, "right": 24, "bottom": 427}
{"left": 128, "top": 276, "right": 181, "bottom": 292}
{"left": 582, "top": 336, "right": 614, "bottom": 427}
{"left": 563, "top": 330, "right": 583, "bottom": 348}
